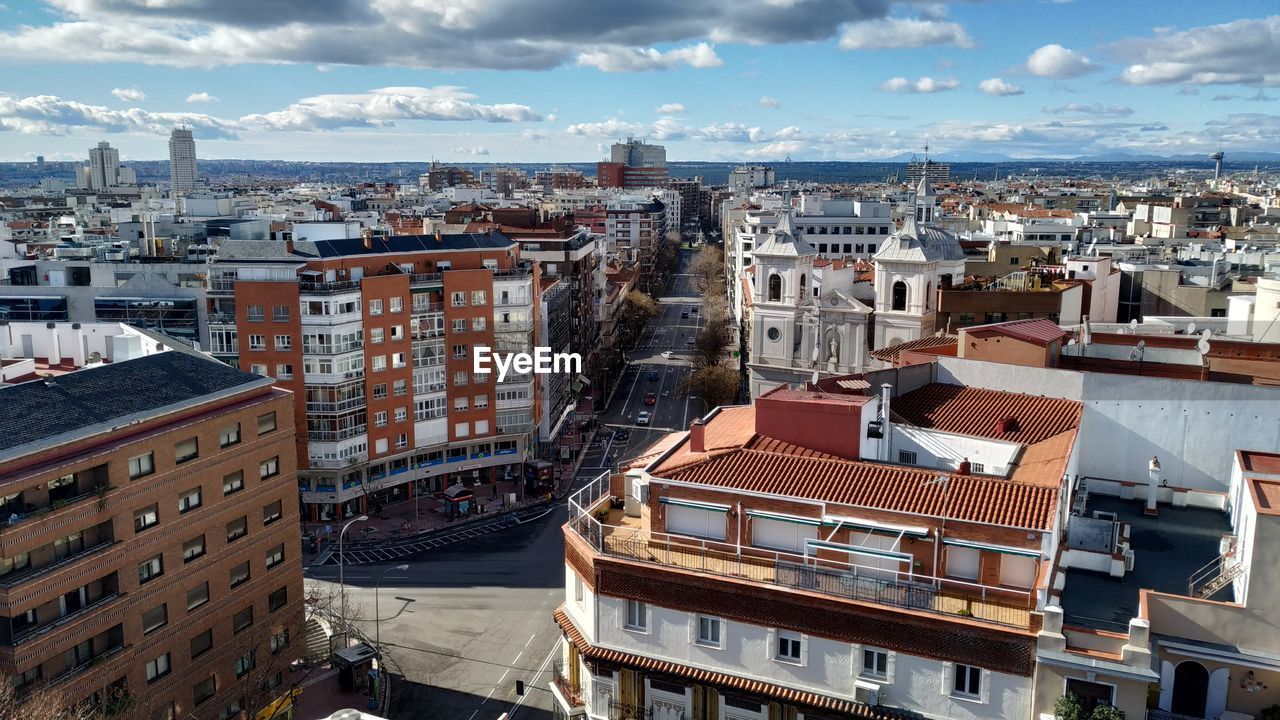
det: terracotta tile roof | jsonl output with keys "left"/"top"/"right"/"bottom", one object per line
{"left": 662, "top": 448, "right": 1058, "bottom": 529}
{"left": 963, "top": 318, "right": 1071, "bottom": 347}
{"left": 892, "top": 383, "right": 1082, "bottom": 445}
{"left": 1010, "top": 429, "right": 1078, "bottom": 488}
{"left": 869, "top": 334, "right": 958, "bottom": 363}
{"left": 554, "top": 608, "right": 914, "bottom": 719}
{"left": 649, "top": 405, "right": 757, "bottom": 473}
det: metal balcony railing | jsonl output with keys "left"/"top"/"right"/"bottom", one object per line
{"left": 0, "top": 540, "right": 116, "bottom": 589}
{"left": 306, "top": 425, "right": 368, "bottom": 442}
{"left": 13, "top": 591, "right": 120, "bottom": 646}
{"left": 300, "top": 279, "right": 361, "bottom": 294}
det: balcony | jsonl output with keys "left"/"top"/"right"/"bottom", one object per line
{"left": 13, "top": 591, "right": 120, "bottom": 646}
{"left": 494, "top": 320, "right": 534, "bottom": 333}
{"left": 409, "top": 273, "right": 444, "bottom": 289}
{"left": 0, "top": 539, "right": 115, "bottom": 591}
{"left": 300, "top": 278, "right": 361, "bottom": 294}
{"left": 567, "top": 474, "right": 1034, "bottom": 630}
{"left": 302, "top": 340, "right": 364, "bottom": 355}
{"left": 307, "top": 425, "right": 368, "bottom": 442}
{"left": 552, "top": 664, "right": 584, "bottom": 708}
{"left": 45, "top": 639, "right": 127, "bottom": 688}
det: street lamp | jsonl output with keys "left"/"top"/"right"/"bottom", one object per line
{"left": 375, "top": 564, "right": 409, "bottom": 669}
{"left": 337, "top": 514, "right": 369, "bottom": 648}
{"left": 684, "top": 395, "right": 709, "bottom": 429}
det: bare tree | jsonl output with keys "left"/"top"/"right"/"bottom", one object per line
{"left": 0, "top": 676, "right": 113, "bottom": 720}
{"left": 689, "top": 246, "right": 723, "bottom": 292}
{"left": 682, "top": 365, "right": 740, "bottom": 408}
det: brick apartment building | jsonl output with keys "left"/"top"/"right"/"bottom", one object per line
{"left": 0, "top": 350, "right": 302, "bottom": 720}
{"left": 207, "top": 231, "right": 541, "bottom": 522}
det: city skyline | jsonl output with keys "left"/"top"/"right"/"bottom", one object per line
{"left": 0, "top": 1, "right": 1278, "bottom": 163}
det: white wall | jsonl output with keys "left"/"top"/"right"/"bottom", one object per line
{"left": 936, "top": 356, "right": 1084, "bottom": 400}
{"left": 592, "top": 595, "right": 1031, "bottom": 720}
{"left": 564, "top": 563, "right": 596, "bottom": 644}
{"left": 891, "top": 425, "right": 1023, "bottom": 476}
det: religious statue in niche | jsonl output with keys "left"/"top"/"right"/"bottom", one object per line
{"left": 826, "top": 330, "right": 840, "bottom": 373}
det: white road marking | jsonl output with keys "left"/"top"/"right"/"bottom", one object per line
{"left": 508, "top": 638, "right": 560, "bottom": 719}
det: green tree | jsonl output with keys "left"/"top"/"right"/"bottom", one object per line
{"left": 1054, "top": 694, "right": 1085, "bottom": 720}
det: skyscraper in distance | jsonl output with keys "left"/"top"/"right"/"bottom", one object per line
{"left": 169, "top": 127, "right": 198, "bottom": 194}
{"left": 88, "top": 140, "right": 120, "bottom": 190}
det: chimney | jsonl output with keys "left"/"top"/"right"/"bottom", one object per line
{"left": 435, "top": 229, "right": 443, "bottom": 243}
{"left": 285, "top": 238, "right": 294, "bottom": 256}
{"left": 996, "top": 416, "right": 1020, "bottom": 434}
{"left": 689, "top": 419, "right": 705, "bottom": 453}
{"left": 1081, "top": 315, "right": 1092, "bottom": 346}
{"left": 880, "top": 383, "right": 893, "bottom": 462}
{"left": 957, "top": 457, "right": 972, "bottom": 476}
{"left": 1146, "top": 456, "right": 1161, "bottom": 516}
{"left": 361, "top": 227, "right": 373, "bottom": 251}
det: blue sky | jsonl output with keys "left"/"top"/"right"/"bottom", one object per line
{"left": 0, "top": 0, "right": 1278, "bottom": 162}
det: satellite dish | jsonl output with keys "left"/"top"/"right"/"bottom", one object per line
{"left": 1129, "top": 319, "right": 1139, "bottom": 334}
{"left": 1198, "top": 336, "right": 1211, "bottom": 356}
{"left": 1185, "top": 322, "right": 1196, "bottom": 336}
{"left": 1067, "top": 338, "right": 1076, "bottom": 346}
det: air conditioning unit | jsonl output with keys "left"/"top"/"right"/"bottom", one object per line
{"left": 496, "top": 427, "right": 505, "bottom": 434}
{"left": 854, "top": 684, "right": 880, "bottom": 706}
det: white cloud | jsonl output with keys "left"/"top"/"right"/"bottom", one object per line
{"left": 742, "top": 140, "right": 809, "bottom": 159}
{"left": 0, "top": 93, "right": 237, "bottom": 138}
{"left": 698, "top": 122, "right": 766, "bottom": 143}
{"left": 838, "top": 17, "right": 975, "bottom": 50}
{"left": 759, "top": 95, "right": 781, "bottom": 108}
{"left": 1043, "top": 103, "right": 1133, "bottom": 116}
{"left": 576, "top": 43, "right": 721, "bottom": 72}
{"left": 1026, "top": 44, "right": 1100, "bottom": 78}
{"left": 240, "top": 86, "right": 540, "bottom": 131}
{"left": 452, "top": 146, "right": 490, "bottom": 155}
{"left": 977, "top": 78, "right": 1024, "bottom": 96}
{"left": 186, "top": 92, "right": 218, "bottom": 103}
{"left": 878, "top": 76, "right": 960, "bottom": 94}
{"left": 565, "top": 118, "right": 649, "bottom": 137}
{"left": 1116, "top": 17, "right": 1280, "bottom": 86}
{"left": 654, "top": 103, "right": 686, "bottom": 114}
{"left": 111, "top": 87, "right": 145, "bottom": 102}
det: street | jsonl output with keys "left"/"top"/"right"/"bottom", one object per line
{"left": 304, "top": 248, "right": 705, "bottom": 720}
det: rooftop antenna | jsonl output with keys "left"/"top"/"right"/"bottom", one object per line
{"left": 1197, "top": 328, "right": 1212, "bottom": 356}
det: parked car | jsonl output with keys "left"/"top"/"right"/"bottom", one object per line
{"left": 615, "top": 428, "right": 630, "bottom": 442}
{"left": 649, "top": 370, "right": 660, "bottom": 381}
{"left": 644, "top": 392, "right": 657, "bottom": 406}
{"left": 636, "top": 411, "right": 651, "bottom": 426}
{"left": 661, "top": 351, "right": 674, "bottom": 359}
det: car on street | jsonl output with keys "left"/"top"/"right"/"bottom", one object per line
{"left": 649, "top": 370, "right": 659, "bottom": 381}
{"left": 661, "top": 351, "right": 673, "bottom": 359}
{"left": 644, "top": 392, "right": 657, "bottom": 406}
{"left": 615, "top": 428, "right": 630, "bottom": 441}
{"left": 636, "top": 411, "right": 651, "bottom": 426}
{"left": 681, "top": 312, "right": 689, "bottom": 319}
{"left": 690, "top": 307, "right": 698, "bottom": 314}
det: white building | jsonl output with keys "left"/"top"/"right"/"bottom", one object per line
{"left": 872, "top": 176, "right": 966, "bottom": 349}
{"left": 168, "top": 127, "right": 198, "bottom": 195}
{"left": 87, "top": 141, "right": 120, "bottom": 191}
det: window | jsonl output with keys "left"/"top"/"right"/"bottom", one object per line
{"left": 372, "top": 355, "right": 387, "bottom": 372}
{"left": 370, "top": 327, "right": 385, "bottom": 344}
{"left": 233, "top": 605, "right": 255, "bottom": 634}
{"left": 251, "top": 363, "right": 268, "bottom": 377}
{"left": 272, "top": 304, "right": 290, "bottom": 322}
{"left": 472, "top": 316, "right": 486, "bottom": 332}
{"left": 138, "top": 555, "right": 163, "bottom": 584}
{"left": 471, "top": 290, "right": 487, "bottom": 305}
{"left": 229, "top": 561, "right": 251, "bottom": 588}
{"left": 145, "top": 653, "right": 171, "bottom": 683}
{"left": 970, "top": 462, "right": 985, "bottom": 474}
{"left": 455, "top": 422, "right": 469, "bottom": 438}
{"left": 222, "top": 699, "right": 245, "bottom": 720}
{"left": 270, "top": 629, "right": 289, "bottom": 654}
{"left": 946, "top": 546, "right": 981, "bottom": 581}
{"left": 392, "top": 352, "right": 406, "bottom": 368}
{"left": 454, "top": 397, "right": 469, "bottom": 412}
{"left": 374, "top": 411, "right": 388, "bottom": 427}
{"left": 235, "top": 650, "right": 256, "bottom": 678}
{"left": 134, "top": 504, "right": 159, "bottom": 532}
{"left": 952, "top": 664, "right": 982, "bottom": 698}
{"left": 223, "top": 470, "right": 244, "bottom": 496}
{"left": 891, "top": 280, "right": 908, "bottom": 311}
{"left": 219, "top": 422, "right": 241, "bottom": 448}
{"left": 390, "top": 296, "right": 403, "bottom": 313}
{"left": 452, "top": 318, "right": 467, "bottom": 333}
{"left": 452, "top": 344, "right": 468, "bottom": 359}
{"left": 174, "top": 437, "right": 199, "bottom": 464}
{"left": 453, "top": 370, "right": 469, "bottom": 386}
{"left": 248, "top": 334, "right": 265, "bottom": 351}
{"left": 393, "top": 379, "right": 407, "bottom": 396}
{"left": 898, "top": 450, "right": 917, "bottom": 465}
{"left": 260, "top": 456, "right": 280, "bottom": 479}
{"left": 179, "top": 487, "right": 202, "bottom": 514}
{"left": 273, "top": 334, "right": 291, "bottom": 350}
{"left": 265, "top": 543, "right": 284, "bottom": 569}
{"left": 373, "top": 383, "right": 388, "bottom": 399}
{"left": 151, "top": 703, "right": 175, "bottom": 720}
{"left": 390, "top": 325, "right": 404, "bottom": 341}
{"left": 275, "top": 363, "right": 293, "bottom": 379}
{"left": 142, "top": 604, "right": 168, "bottom": 635}
{"left": 183, "top": 535, "right": 206, "bottom": 563}
{"left": 262, "top": 499, "right": 283, "bottom": 525}
{"left": 574, "top": 574, "right": 584, "bottom": 605}
{"left": 129, "top": 452, "right": 155, "bottom": 480}
{"left": 1065, "top": 678, "right": 1116, "bottom": 717}
{"left": 257, "top": 411, "right": 277, "bottom": 435}
{"left": 776, "top": 630, "right": 803, "bottom": 663}
{"left": 246, "top": 305, "right": 264, "bottom": 322}
{"left": 395, "top": 407, "right": 407, "bottom": 423}
{"left": 226, "top": 517, "right": 248, "bottom": 543}
{"left": 187, "top": 582, "right": 209, "bottom": 610}
{"left": 474, "top": 394, "right": 488, "bottom": 409}
{"left": 999, "top": 554, "right": 1038, "bottom": 588}
{"left": 396, "top": 433, "right": 408, "bottom": 449}
{"left": 269, "top": 586, "right": 288, "bottom": 612}
{"left": 624, "top": 600, "right": 647, "bottom": 631}
{"left": 862, "top": 648, "right": 889, "bottom": 679}
{"left": 369, "top": 298, "right": 384, "bottom": 315}
{"left": 451, "top": 291, "right": 467, "bottom": 307}
{"left": 193, "top": 676, "right": 216, "bottom": 706}
{"left": 696, "top": 616, "right": 722, "bottom": 647}
{"left": 767, "top": 273, "right": 782, "bottom": 302}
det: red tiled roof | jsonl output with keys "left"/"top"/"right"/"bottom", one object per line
{"left": 662, "top": 448, "right": 1058, "bottom": 529}
{"left": 554, "top": 608, "right": 911, "bottom": 719}
{"left": 963, "top": 319, "right": 1070, "bottom": 347}
{"left": 893, "top": 383, "right": 1081, "bottom": 445}
{"left": 869, "top": 334, "right": 958, "bottom": 363}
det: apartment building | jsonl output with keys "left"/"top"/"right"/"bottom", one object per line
{"left": 207, "top": 231, "right": 540, "bottom": 522}
{"left": 553, "top": 377, "right": 1083, "bottom": 720}
{"left": 0, "top": 350, "right": 301, "bottom": 720}
{"left": 605, "top": 197, "right": 667, "bottom": 274}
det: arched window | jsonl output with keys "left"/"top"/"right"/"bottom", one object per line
{"left": 768, "top": 273, "right": 783, "bottom": 302}
{"left": 799, "top": 273, "right": 807, "bottom": 299}
{"left": 891, "top": 281, "right": 908, "bottom": 311}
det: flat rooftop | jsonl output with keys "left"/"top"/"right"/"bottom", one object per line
{"left": 1060, "top": 495, "right": 1231, "bottom": 632}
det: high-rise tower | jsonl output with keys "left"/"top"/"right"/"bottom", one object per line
{"left": 169, "top": 127, "right": 198, "bottom": 194}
